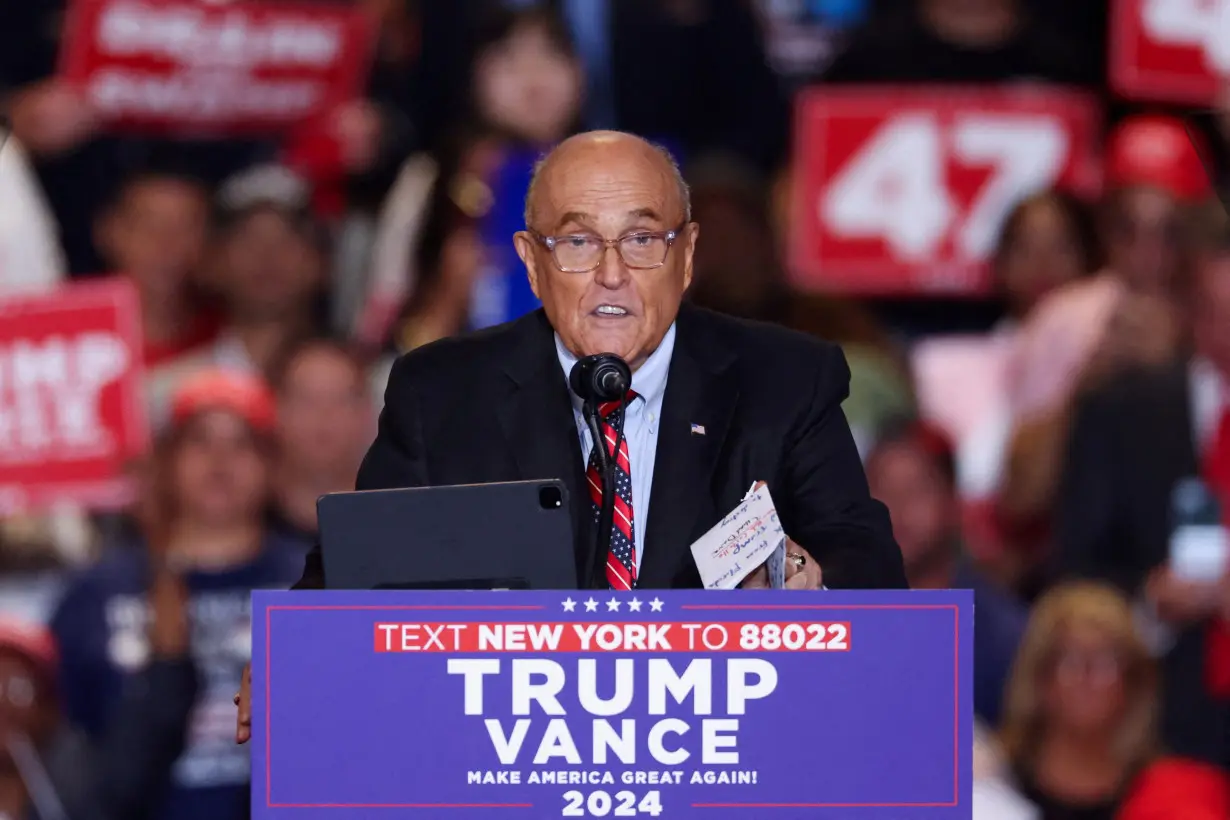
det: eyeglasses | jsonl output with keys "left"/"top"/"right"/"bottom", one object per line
{"left": 531, "top": 224, "right": 685, "bottom": 273}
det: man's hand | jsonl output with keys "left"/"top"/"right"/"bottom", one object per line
{"left": 234, "top": 664, "right": 252, "bottom": 744}
{"left": 741, "top": 540, "right": 823, "bottom": 590}
{"left": 1146, "top": 567, "right": 1222, "bottom": 625}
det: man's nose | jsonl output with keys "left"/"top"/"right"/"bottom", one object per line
{"left": 593, "top": 245, "right": 631, "bottom": 289}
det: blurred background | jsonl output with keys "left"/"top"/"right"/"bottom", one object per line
{"left": 1, "top": 0, "right": 1230, "bottom": 817}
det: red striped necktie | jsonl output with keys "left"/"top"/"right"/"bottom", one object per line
{"left": 587, "top": 391, "right": 639, "bottom": 590}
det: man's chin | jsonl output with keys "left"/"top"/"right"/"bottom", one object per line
{"left": 577, "top": 327, "right": 640, "bottom": 361}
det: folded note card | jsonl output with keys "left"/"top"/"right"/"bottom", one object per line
{"left": 690, "top": 483, "right": 786, "bottom": 590}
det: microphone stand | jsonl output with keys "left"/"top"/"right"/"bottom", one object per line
{"left": 583, "top": 403, "right": 616, "bottom": 590}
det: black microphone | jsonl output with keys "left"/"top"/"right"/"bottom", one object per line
{"left": 569, "top": 354, "right": 631, "bottom": 405}
{"left": 569, "top": 354, "right": 632, "bottom": 589}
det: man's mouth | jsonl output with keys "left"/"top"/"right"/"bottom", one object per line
{"left": 593, "top": 305, "right": 630, "bottom": 317}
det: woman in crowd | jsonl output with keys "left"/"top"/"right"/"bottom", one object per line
{"left": 993, "top": 190, "right": 1101, "bottom": 329}
{"left": 1001, "top": 582, "right": 1229, "bottom": 819}
{"left": 358, "top": 3, "right": 585, "bottom": 345}
{"left": 50, "top": 370, "right": 303, "bottom": 820}
{"left": 988, "top": 189, "right": 1101, "bottom": 587}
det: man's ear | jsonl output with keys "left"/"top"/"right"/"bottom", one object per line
{"left": 514, "top": 231, "right": 542, "bottom": 299}
{"left": 680, "top": 221, "right": 700, "bottom": 292}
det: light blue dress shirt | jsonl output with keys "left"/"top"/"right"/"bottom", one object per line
{"left": 555, "top": 323, "right": 676, "bottom": 574}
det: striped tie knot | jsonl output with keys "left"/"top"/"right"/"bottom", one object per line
{"left": 597, "top": 389, "right": 639, "bottom": 420}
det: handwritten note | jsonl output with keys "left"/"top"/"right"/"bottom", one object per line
{"left": 690, "top": 483, "right": 786, "bottom": 590}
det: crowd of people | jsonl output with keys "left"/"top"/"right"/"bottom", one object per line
{"left": 0, "top": 0, "right": 1229, "bottom": 817}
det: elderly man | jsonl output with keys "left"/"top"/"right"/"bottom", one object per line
{"left": 235, "top": 130, "right": 904, "bottom": 742}
{"left": 294, "top": 131, "right": 903, "bottom": 593}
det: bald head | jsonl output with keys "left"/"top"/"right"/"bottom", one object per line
{"left": 523, "top": 131, "right": 691, "bottom": 229}
{"left": 512, "top": 130, "right": 700, "bottom": 372}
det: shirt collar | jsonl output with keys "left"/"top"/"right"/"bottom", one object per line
{"left": 554, "top": 322, "right": 677, "bottom": 413}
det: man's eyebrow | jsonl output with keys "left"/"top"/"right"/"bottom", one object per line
{"left": 554, "top": 211, "right": 595, "bottom": 230}
{"left": 627, "top": 208, "right": 663, "bottom": 222}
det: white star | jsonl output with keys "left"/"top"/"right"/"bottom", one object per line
{"left": 606, "top": 598, "right": 621, "bottom": 612}
{"left": 562, "top": 598, "right": 576, "bottom": 612}
{"left": 627, "top": 597, "right": 642, "bottom": 612}
{"left": 584, "top": 598, "right": 599, "bottom": 612}
{"left": 649, "top": 598, "right": 664, "bottom": 612}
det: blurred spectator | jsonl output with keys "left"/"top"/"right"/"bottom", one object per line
{"left": 269, "top": 340, "right": 374, "bottom": 544}
{"left": 686, "top": 154, "right": 790, "bottom": 323}
{"left": 0, "top": 130, "right": 65, "bottom": 295}
{"left": 999, "top": 116, "right": 1202, "bottom": 551}
{"left": 1002, "top": 583, "right": 1158, "bottom": 817}
{"left": 866, "top": 420, "right": 1026, "bottom": 723}
{"left": 912, "top": 190, "right": 1099, "bottom": 512}
{"left": 824, "top": 0, "right": 1095, "bottom": 85}
{"left": 94, "top": 170, "right": 218, "bottom": 371}
{"left": 993, "top": 190, "right": 1101, "bottom": 329}
{"left": 1002, "top": 583, "right": 1230, "bottom": 819}
{"left": 1056, "top": 200, "right": 1230, "bottom": 768}
{"left": 0, "top": 579, "right": 196, "bottom": 819}
{"left": 357, "top": 7, "right": 582, "bottom": 342}
{"left": 143, "top": 166, "right": 327, "bottom": 429}
{"left": 50, "top": 371, "right": 303, "bottom": 820}
{"left": 471, "top": 5, "right": 584, "bottom": 148}
{"left": 208, "top": 167, "right": 328, "bottom": 376}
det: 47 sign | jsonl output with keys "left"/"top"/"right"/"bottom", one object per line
{"left": 1112, "top": 0, "right": 1230, "bottom": 104}
{"left": 788, "top": 86, "right": 1102, "bottom": 296}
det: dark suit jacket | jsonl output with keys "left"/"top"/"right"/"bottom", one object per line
{"left": 1056, "top": 361, "right": 1229, "bottom": 766}
{"left": 297, "top": 304, "right": 905, "bottom": 591}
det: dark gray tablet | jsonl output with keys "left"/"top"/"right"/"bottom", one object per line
{"left": 316, "top": 480, "right": 577, "bottom": 590}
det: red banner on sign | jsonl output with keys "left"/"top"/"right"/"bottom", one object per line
{"left": 1110, "top": 0, "right": 1230, "bottom": 105}
{"left": 58, "top": 0, "right": 375, "bottom": 135}
{"left": 0, "top": 280, "right": 147, "bottom": 513}
{"left": 788, "top": 86, "right": 1103, "bottom": 297}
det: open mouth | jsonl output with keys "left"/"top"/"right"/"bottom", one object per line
{"left": 593, "top": 305, "right": 630, "bottom": 317}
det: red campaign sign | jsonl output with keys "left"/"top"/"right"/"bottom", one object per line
{"left": 789, "top": 87, "right": 1103, "bottom": 297}
{"left": 0, "top": 280, "right": 148, "bottom": 513}
{"left": 58, "top": 0, "right": 375, "bottom": 135}
{"left": 1110, "top": 0, "right": 1230, "bottom": 105}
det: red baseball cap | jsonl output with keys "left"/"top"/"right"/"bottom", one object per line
{"left": 169, "top": 369, "right": 277, "bottom": 433}
{"left": 1105, "top": 115, "right": 1211, "bottom": 202}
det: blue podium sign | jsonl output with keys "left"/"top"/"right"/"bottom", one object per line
{"left": 251, "top": 590, "right": 972, "bottom": 819}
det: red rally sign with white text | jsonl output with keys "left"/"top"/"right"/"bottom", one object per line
{"left": 1110, "top": 0, "right": 1230, "bottom": 105}
{"left": 57, "top": 0, "right": 375, "bottom": 135}
{"left": 789, "top": 86, "right": 1103, "bottom": 297}
{"left": 0, "top": 280, "right": 147, "bottom": 513}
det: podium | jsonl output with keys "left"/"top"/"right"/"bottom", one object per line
{"left": 251, "top": 589, "right": 973, "bottom": 819}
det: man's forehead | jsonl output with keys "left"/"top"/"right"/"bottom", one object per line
{"left": 530, "top": 140, "right": 681, "bottom": 227}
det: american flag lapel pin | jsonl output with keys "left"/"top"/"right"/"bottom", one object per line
{"left": 690, "top": 423, "right": 706, "bottom": 436}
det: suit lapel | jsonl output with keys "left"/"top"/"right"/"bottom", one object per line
{"left": 495, "top": 312, "right": 593, "bottom": 584}
{"left": 638, "top": 306, "right": 737, "bottom": 588}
